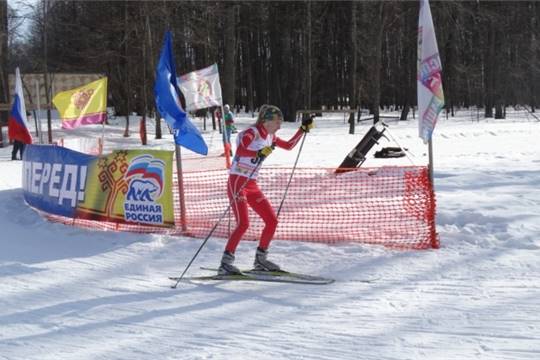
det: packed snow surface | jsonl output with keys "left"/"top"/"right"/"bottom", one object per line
{"left": 1, "top": 109, "right": 539, "bottom": 359}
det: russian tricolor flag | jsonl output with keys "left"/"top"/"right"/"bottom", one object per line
{"left": 8, "top": 67, "right": 32, "bottom": 144}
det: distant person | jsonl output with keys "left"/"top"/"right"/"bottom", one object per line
{"left": 217, "top": 104, "right": 314, "bottom": 275}
{"left": 11, "top": 139, "right": 25, "bottom": 160}
{"left": 223, "top": 104, "right": 236, "bottom": 144}
{"left": 8, "top": 111, "right": 32, "bottom": 160}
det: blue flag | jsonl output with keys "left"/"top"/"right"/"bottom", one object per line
{"left": 154, "top": 31, "right": 208, "bottom": 155}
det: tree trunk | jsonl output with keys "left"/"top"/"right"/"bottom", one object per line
{"left": 145, "top": 5, "right": 161, "bottom": 139}
{"left": 484, "top": 14, "right": 496, "bottom": 118}
{"left": 349, "top": 1, "right": 358, "bottom": 134}
{"left": 246, "top": 33, "right": 254, "bottom": 114}
{"left": 370, "top": 3, "right": 385, "bottom": 124}
{"left": 123, "top": 1, "right": 130, "bottom": 137}
{"left": 530, "top": 2, "right": 537, "bottom": 111}
{"left": 306, "top": 1, "right": 312, "bottom": 109}
{"left": 280, "top": 7, "right": 296, "bottom": 122}
{"left": 494, "top": 105, "right": 504, "bottom": 119}
{"left": 0, "top": 0, "right": 8, "bottom": 140}
{"left": 223, "top": 3, "right": 237, "bottom": 106}
{"left": 43, "top": 1, "right": 52, "bottom": 143}
{"left": 141, "top": 13, "right": 148, "bottom": 146}
{"left": 400, "top": 105, "right": 410, "bottom": 121}
{"left": 240, "top": 4, "right": 254, "bottom": 114}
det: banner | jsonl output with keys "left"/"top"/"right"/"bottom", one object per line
{"left": 23, "top": 146, "right": 175, "bottom": 227}
{"left": 23, "top": 145, "right": 96, "bottom": 217}
{"left": 8, "top": 67, "right": 32, "bottom": 144}
{"left": 154, "top": 31, "right": 208, "bottom": 155}
{"left": 177, "top": 63, "right": 223, "bottom": 111}
{"left": 53, "top": 77, "right": 108, "bottom": 129}
{"left": 417, "top": 0, "right": 444, "bottom": 143}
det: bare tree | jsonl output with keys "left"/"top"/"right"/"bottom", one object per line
{"left": 222, "top": 2, "right": 237, "bottom": 106}
{"left": 15, "top": 0, "right": 540, "bottom": 127}
{"left": 0, "top": 1, "right": 9, "bottom": 116}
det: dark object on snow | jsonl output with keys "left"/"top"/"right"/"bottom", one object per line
{"left": 335, "top": 125, "right": 386, "bottom": 174}
{"left": 12, "top": 140, "right": 25, "bottom": 160}
{"left": 374, "top": 147, "right": 406, "bottom": 158}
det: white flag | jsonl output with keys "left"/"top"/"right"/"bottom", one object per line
{"left": 14, "top": 68, "right": 28, "bottom": 124}
{"left": 417, "top": 0, "right": 444, "bottom": 143}
{"left": 177, "top": 63, "right": 223, "bottom": 111}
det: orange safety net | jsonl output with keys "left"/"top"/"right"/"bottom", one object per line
{"left": 44, "top": 165, "right": 438, "bottom": 250}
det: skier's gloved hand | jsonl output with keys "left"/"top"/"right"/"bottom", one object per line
{"left": 251, "top": 145, "right": 275, "bottom": 164}
{"left": 300, "top": 116, "right": 315, "bottom": 133}
{"left": 257, "top": 146, "right": 274, "bottom": 160}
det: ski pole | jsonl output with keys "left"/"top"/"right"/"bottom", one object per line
{"left": 171, "top": 160, "right": 264, "bottom": 289}
{"left": 276, "top": 131, "right": 308, "bottom": 218}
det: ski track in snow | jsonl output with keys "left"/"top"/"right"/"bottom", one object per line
{"left": 1, "top": 114, "right": 540, "bottom": 359}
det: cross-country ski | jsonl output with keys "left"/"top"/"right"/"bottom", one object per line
{"left": 169, "top": 271, "right": 335, "bottom": 285}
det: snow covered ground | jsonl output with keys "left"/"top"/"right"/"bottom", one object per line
{"left": 1, "top": 109, "right": 539, "bottom": 359}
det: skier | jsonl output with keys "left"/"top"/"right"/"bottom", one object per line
{"left": 218, "top": 104, "right": 314, "bottom": 275}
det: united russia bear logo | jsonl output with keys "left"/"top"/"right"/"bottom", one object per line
{"left": 123, "top": 155, "right": 166, "bottom": 225}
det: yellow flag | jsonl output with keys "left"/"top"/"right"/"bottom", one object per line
{"left": 53, "top": 77, "right": 108, "bottom": 129}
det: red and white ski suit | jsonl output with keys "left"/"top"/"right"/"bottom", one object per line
{"left": 225, "top": 123, "right": 304, "bottom": 253}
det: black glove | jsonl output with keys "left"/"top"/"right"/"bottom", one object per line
{"left": 300, "top": 116, "right": 315, "bottom": 133}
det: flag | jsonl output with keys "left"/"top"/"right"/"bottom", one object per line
{"left": 154, "top": 31, "right": 208, "bottom": 155}
{"left": 177, "top": 63, "right": 223, "bottom": 111}
{"left": 417, "top": 0, "right": 444, "bottom": 143}
{"left": 8, "top": 67, "right": 32, "bottom": 144}
{"left": 53, "top": 77, "right": 108, "bottom": 129}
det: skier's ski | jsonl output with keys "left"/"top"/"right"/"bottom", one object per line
{"left": 170, "top": 271, "right": 334, "bottom": 285}
{"left": 200, "top": 266, "right": 333, "bottom": 281}
{"left": 199, "top": 266, "right": 377, "bottom": 284}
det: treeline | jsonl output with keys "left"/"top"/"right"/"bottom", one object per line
{"left": 9, "top": 1, "right": 540, "bottom": 122}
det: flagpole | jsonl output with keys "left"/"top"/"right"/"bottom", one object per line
{"left": 175, "top": 143, "right": 188, "bottom": 233}
{"left": 154, "top": 31, "right": 209, "bottom": 235}
{"left": 34, "top": 79, "right": 43, "bottom": 144}
{"left": 428, "top": 138, "right": 434, "bottom": 184}
{"left": 28, "top": 79, "right": 39, "bottom": 139}
{"left": 418, "top": 0, "right": 441, "bottom": 188}
{"left": 100, "top": 120, "right": 105, "bottom": 154}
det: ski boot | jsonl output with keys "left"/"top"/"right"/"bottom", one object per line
{"left": 253, "top": 247, "right": 281, "bottom": 272}
{"left": 217, "top": 251, "right": 243, "bottom": 275}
